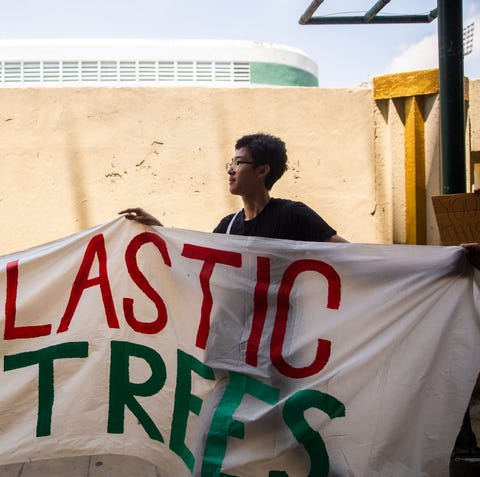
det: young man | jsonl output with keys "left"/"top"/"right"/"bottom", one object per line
{"left": 213, "top": 133, "right": 346, "bottom": 242}
{"left": 121, "top": 133, "right": 347, "bottom": 243}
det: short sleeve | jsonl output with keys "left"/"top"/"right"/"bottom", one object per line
{"left": 213, "top": 214, "right": 234, "bottom": 234}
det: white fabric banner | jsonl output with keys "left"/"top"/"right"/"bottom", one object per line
{"left": 1, "top": 218, "right": 479, "bottom": 477}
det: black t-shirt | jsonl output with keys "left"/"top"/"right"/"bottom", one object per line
{"left": 213, "top": 198, "right": 336, "bottom": 242}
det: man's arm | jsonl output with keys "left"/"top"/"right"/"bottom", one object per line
{"left": 326, "top": 234, "right": 349, "bottom": 243}
{"left": 461, "top": 243, "right": 480, "bottom": 270}
{"left": 119, "top": 208, "right": 163, "bottom": 226}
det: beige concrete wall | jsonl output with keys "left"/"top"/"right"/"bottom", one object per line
{"left": 1, "top": 80, "right": 478, "bottom": 256}
{"left": 470, "top": 80, "right": 480, "bottom": 153}
{"left": 0, "top": 87, "right": 384, "bottom": 255}
{"left": 468, "top": 80, "right": 480, "bottom": 194}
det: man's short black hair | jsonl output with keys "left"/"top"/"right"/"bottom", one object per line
{"left": 235, "top": 133, "right": 288, "bottom": 190}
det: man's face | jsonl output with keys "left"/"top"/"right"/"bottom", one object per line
{"left": 226, "top": 147, "right": 262, "bottom": 196}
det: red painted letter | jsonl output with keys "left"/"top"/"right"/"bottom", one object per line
{"left": 4, "top": 260, "right": 52, "bottom": 339}
{"left": 271, "top": 259, "right": 341, "bottom": 378}
{"left": 245, "top": 256, "right": 270, "bottom": 367}
{"left": 123, "top": 232, "right": 172, "bottom": 334}
{"left": 57, "top": 234, "right": 119, "bottom": 333}
{"left": 181, "top": 244, "right": 242, "bottom": 349}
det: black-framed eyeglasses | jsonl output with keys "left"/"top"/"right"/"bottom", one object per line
{"left": 225, "top": 160, "right": 256, "bottom": 171}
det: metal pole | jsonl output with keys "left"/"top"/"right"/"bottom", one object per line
{"left": 364, "top": 0, "right": 391, "bottom": 23}
{"left": 438, "top": 0, "right": 466, "bottom": 194}
{"left": 427, "top": 8, "right": 438, "bottom": 23}
{"left": 299, "top": 0, "right": 325, "bottom": 25}
{"left": 304, "top": 15, "right": 436, "bottom": 25}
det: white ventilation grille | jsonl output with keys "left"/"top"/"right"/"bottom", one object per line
{"left": 0, "top": 60, "right": 251, "bottom": 86}
{"left": 62, "top": 61, "right": 80, "bottom": 82}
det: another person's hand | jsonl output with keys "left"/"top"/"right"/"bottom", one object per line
{"left": 461, "top": 243, "right": 480, "bottom": 270}
{"left": 118, "top": 208, "right": 163, "bottom": 226}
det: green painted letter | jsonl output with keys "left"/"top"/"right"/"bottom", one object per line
{"left": 4, "top": 342, "right": 89, "bottom": 437}
{"left": 201, "top": 372, "right": 279, "bottom": 477}
{"left": 169, "top": 349, "right": 215, "bottom": 471}
{"left": 108, "top": 341, "right": 166, "bottom": 441}
{"left": 283, "top": 389, "right": 345, "bottom": 477}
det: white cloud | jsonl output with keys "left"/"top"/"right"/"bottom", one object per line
{"left": 385, "top": 34, "right": 438, "bottom": 74}
{"left": 384, "top": 15, "right": 480, "bottom": 80}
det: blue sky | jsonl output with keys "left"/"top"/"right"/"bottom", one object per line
{"left": 1, "top": 0, "right": 479, "bottom": 87}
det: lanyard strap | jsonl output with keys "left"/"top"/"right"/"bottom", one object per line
{"left": 226, "top": 210, "right": 242, "bottom": 235}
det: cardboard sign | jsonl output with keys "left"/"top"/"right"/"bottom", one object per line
{"left": 432, "top": 193, "right": 480, "bottom": 245}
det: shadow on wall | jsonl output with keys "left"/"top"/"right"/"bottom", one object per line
{"left": 65, "top": 112, "right": 90, "bottom": 230}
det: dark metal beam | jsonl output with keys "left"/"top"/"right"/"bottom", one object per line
{"left": 364, "top": 0, "right": 391, "bottom": 22}
{"left": 438, "top": 0, "right": 466, "bottom": 194}
{"left": 303, "top": 12, "right": 437, "bottom": 25}
{"left": 299, "top": 0, "right": 325, "bottom": 25}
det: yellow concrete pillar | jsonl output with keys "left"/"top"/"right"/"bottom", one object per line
{"left": 374, "top": 69, "right": 439, "bottom": 244}
{"left": 374, "top": 69, "right": 470, "bottom": 244}
{"left": 404, "top": 95, "right": 426, "bottom": 244}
